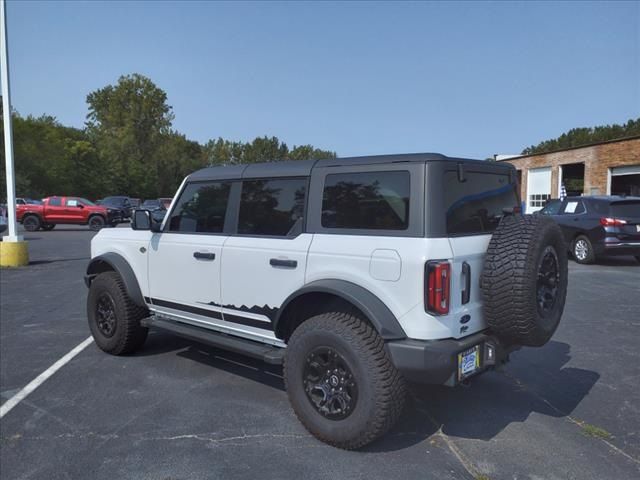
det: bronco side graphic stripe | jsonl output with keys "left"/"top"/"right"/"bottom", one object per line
{"left": 149, "top": 298, "right": 273, "bottom": 331}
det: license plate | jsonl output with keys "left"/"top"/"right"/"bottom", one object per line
{"left": 458, "top": 345, "right": 481, "bottom": 381}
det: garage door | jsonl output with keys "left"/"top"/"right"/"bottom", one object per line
{"left": 610, "top": 165, "right": 640, "bottom": 196}
{"left": 527, "top": 167, "right": 552, "bottom": 212}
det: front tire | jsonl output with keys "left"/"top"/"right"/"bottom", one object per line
{"left": 87, "top": 272, "right": 148, "bottom": 355}
{"left": 573, "top": 235, "right": 595, "bottom": 264}
{"left": 284, "top": 311, "right": 406, "bottom": 450}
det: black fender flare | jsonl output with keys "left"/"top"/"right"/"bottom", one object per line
{"left": 85, "top": 253, "right": 146, "bottom": 307}
{"left": 274, "top": 279, "right": 407, "bottom": 340}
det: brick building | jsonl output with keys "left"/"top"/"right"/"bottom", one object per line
{"left": 495, "top": 136, "right": 640, "bottom": 212}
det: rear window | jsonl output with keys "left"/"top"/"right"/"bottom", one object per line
{"left": 444, "top": 171, "right": 518, "bottom": 235}
{"left": 321, "top": 171, "right": 410, "bottom": 230}
{"left": 610, "top": 201, "right": 640, "bottom": 218}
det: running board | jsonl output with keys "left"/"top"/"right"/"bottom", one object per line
{"left": 141, "top": 316, "right": 285, "bottom": 365}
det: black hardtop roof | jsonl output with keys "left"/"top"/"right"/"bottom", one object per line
{"left": 187, "top": 152, "right": 505, "bottom": 181}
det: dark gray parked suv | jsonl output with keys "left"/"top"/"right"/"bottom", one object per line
{"left": 540, "top": 196, "right": 640, "bottom": 264}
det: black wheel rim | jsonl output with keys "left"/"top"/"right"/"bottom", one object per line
{"left": 302, "top": 346, "right": 358, "bottom": 420}
{"left": 90, "top": 217, "right": 103, "bottom": 229}
{"left": 536, "top": 246, "right": 560, "bottom": 316}
{"left": 95, "top": 293, "right": 117, "bottom": 337}
{"left": 24, "top": 217, "right": 38, "bottom": 230}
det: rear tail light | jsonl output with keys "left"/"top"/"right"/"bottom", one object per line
{"left": 425, "top": 260, "right": 450, "bottom": 315}
{"left": 600, "top": 217, "right": 627, "bottom": 226}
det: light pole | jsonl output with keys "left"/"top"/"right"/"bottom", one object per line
{"left": 1, "top": 0, "right": 28, "bottom": 266}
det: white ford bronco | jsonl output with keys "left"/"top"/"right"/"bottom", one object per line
{"left": 86, "top": 153, "right": 568, "bottom": 449}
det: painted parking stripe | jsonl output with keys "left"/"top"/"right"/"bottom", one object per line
{"left": 0, "top": 336, "right": 94, "bottom": 419}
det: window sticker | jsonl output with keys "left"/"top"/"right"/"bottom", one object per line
{"left": 564, "top": 201, "right": 578, "bottom": 213}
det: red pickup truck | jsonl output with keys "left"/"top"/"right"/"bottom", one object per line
{"left": 16, "top": 196, "right": 119, "bottom": 231}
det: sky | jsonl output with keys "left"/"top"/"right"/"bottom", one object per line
{"left": 4, "top": 0, "right": 639, "bottom": 159}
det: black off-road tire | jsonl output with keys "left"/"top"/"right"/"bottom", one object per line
{"left": 22, "top": 214, "right": 41, "bottom": 232}
{"left": 284, "top": 311, "right": 406, "bottom": 450}
{"left": 482, "top": 214, "right": 568, "bottom": 347}
{"left": 573, "top": 235, "right": 596, "bottom": 264}
{"left": 41, "top": 223, "right": 56, "bottom": 231}
{"left": 87, "top": 272, "right": 148, "bottom": 355}
{"left": 88, "top": 215, "right": 105, "bottom": 231}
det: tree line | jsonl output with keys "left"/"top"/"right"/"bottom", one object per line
{"left": 0, "top": 73, "right": 335, "bottom": 201}
{"left": 522, "top": 118, "right": 640, "bottom": 155}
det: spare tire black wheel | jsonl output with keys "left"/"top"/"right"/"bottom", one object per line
{"left": 482, "top": 214, "right": 568, "bottom": 347}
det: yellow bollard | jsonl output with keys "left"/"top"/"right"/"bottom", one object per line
{"left": 0, "top": 240, "right": 29, "bottom": 267}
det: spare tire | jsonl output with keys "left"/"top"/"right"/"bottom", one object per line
{"left": 481, "top": 214, "right": 568, "bottom": 347}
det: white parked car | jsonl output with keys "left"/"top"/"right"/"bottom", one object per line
{"left": 85, "top": 153, "right": 568, "bottom": 449}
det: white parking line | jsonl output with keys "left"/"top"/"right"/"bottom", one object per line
{"left": 0, "top": 336, "right": 94, "bottom": 419}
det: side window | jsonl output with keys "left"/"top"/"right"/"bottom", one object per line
{"left": 48, "top": 197, "right": 62, "bottom": 207}
{"left": 321, "top": 171, "right": 410, "bottom": 230}
{"left": 238, "top": 178, "right": 307, "bottom": 236}
{"left": 168, "top": 181, "right": 231, "bottom": 233}
{"left": 65, "top": 198, "right": 79, "bottom": 207}
{"left": 563, "top": 200, "right": 585, "bottom": 214}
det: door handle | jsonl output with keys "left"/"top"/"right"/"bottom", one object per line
{"left": 269, "top": 258, "right": 297, "bottom": 268}
{"left": 461, "top": 261, "right": 471, "bottom": 305}
{"left": 193, "top": 251, "right": 216, "bottom": 260}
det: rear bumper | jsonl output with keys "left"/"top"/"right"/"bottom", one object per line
{"left": 595, "top": 241, "right": 640, "bottom": 257}
{"left": 385, "top": 331, "right": 519, "bottom": 386}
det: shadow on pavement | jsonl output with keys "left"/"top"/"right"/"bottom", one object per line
{"left": 136, "top": 332, "right": 598, "bottom": 452}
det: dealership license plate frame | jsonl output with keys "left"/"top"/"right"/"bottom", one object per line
{"left": 457, "top": 345, "right": 481, "bottom": 381}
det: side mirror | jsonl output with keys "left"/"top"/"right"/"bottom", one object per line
{"left": 78, "top": 204, "right": 85, "bottom": 208}
{"left": 132, "top": 209, "right": 162, "bottom": 232}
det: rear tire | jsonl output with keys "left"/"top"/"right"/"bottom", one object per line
{"left": 482, "top": 214, "right": 568, "bottom": 347}
{"left": 88, "top": 215, "right": 105, "bottom": 231}
{"left": 573, "top": 235, "right": 595, "bottom": 264}
{"left": 87, "top": 272, "right": 148, "bottom": 355}
{"left": 22, "top": 214, "right": 41, "bottom": 232}
{"left": 41, "top": 223, "right": 55, "bottom": 231}
{"left": 284, "top": 311, "right": 406, "bottom": 450}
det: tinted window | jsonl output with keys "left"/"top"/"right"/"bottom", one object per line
{"left": 322, "top": 171, "right": 410, "bottom": 230}
{"left": 589, "top": 200, "right": 609, "bottom": 215}
{"left": 168, "top": 182, "right": 231, "bottom": 233}
{"left": 610, "top": 201, "right": 640, "bottom": 218}
{"left": 540, "top": 199, "right": 562, "bottom": 215}
{"left": 48, "top": 197, "right": 62, "bottom": 206}
{"left": 65, "top": 198, "right": 79, "bottom": 207}
{"left": 445, "top": 171, "right": 518, "bottom": 235}
{"left": 238, "top": 178, "right": 307, "bottom": 236}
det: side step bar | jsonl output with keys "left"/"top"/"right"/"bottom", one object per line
{"left": 142, "top": 316, "right": 285, "bottom": 365}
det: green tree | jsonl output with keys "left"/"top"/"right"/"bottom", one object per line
{"left": 86, "top": 74, "right": 174, "bottom": 198}
{"left": 522, "top": 118, "right": 640, "bottom": 155}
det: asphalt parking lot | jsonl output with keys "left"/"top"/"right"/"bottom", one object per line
{"left": 1, "top": 226, "right": 639, "bottom": 480}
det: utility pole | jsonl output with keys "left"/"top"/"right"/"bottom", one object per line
{"left": 1, "top": 0, "right": 28, "bottom": 266}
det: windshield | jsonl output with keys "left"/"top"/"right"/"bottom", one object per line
{"left": 540, "top": 200, "right": 562, "bottom": 215}
{"left": 102, "top": 197, "right": 127, "bottom": 205}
